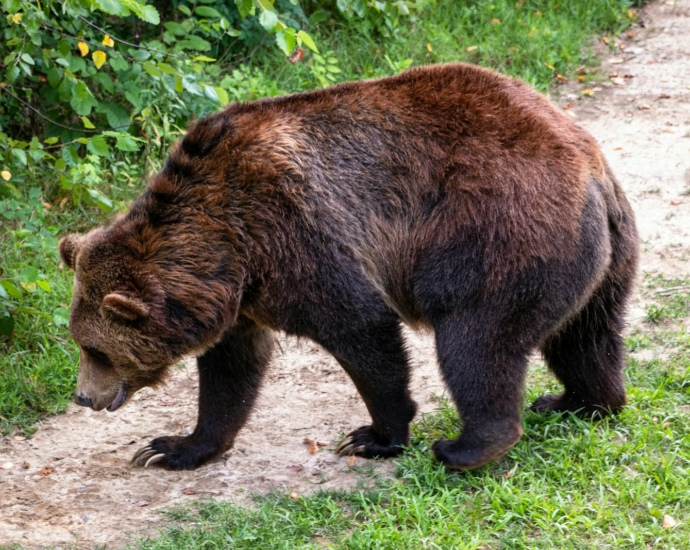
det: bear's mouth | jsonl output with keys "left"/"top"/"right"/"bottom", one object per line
{"left": 106, "top": 383, "right": 128, "bottom": 412}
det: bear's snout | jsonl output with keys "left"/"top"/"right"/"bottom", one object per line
{"left": 74, "top": 392, "right": 93, "bottom": 409}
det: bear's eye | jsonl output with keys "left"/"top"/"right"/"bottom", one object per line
{"left": 83, "top": 346, "right": 112, "bottom": 367}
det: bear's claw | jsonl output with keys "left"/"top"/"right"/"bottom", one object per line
{"left": 144, "top": 453, "right": 166, "bottom": 468}
{"left": 335, "top": 437, "right": 365, "bottom": 456}
{"left": 131, "top": 446, "right": 157, "bottom": 467}
{"left": 335, "top": 425, "right": 406, "bottom": 459}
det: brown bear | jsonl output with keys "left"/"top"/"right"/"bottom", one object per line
{"left": 59, "top": 63, "right": 638, "bottom": 471}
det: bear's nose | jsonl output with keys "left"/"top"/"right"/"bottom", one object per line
{"left": 74, "top": 393, "right": 93, "bottom": 408}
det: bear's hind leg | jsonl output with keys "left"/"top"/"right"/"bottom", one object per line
{"left": 532, "top": 212, "right": 638, "bottom": 418}
{"left": 431, "top": 312, "right": 527, "bottom": 470}
{"left": 533, "top": 276, "right": 631, "bottom": 417}
{"left": 132, "top": 316, "right": 274, "bottom": 470}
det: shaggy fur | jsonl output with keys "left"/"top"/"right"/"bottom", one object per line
{"left": 60, "top": 63, "right": 638, "bottom": 470}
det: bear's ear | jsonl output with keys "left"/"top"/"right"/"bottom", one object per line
{"left": 58, "top": 234, "right": 83, "bottom": 270}
{"left": 102, "top": 292, "right": 150, "bottom": 321}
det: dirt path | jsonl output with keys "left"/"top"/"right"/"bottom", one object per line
{"left": 1, "top": 1, "right": 689, "bottom": 547}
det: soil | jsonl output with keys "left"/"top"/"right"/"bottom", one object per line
{"left": 1, "top": 1, "right": 689, "bottom": 547}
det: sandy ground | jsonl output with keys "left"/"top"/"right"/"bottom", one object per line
{"left": 1, "top": 1, "right": 689, "bottom": 547}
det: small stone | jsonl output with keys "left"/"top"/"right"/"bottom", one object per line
{"left": 663, "top": 515, "right": 677, "bottom": 528}
{"left": 1, "top": 462, "right": 13, "bottom": 470}
{"left": 624, "top": 46, "right": 645, "bottom": 55}
{"left": 638, "top": 103, "right": 651, "bottom": 110}
{"left": 290, "top": 492, "right": 299, "bottom": 500}
{"left": 13, "top": 435, "right": 26, "bottom": 441}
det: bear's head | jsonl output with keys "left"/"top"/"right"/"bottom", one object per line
{"left": 59, "top": 230, "right": 182, "bottom": 412}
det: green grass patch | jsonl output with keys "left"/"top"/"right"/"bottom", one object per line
{"left": 0, "top": 162, "right": 145, "bottom": 434}
{"left": 246, "top": 0, "right": 639, "bottom": 93}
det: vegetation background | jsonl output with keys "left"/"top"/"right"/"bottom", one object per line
{"left": 1, "top": 1, "right": 687, "bottom": 548}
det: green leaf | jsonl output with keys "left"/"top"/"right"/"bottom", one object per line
{"left": 215, "top": 86, "right": 229, "bottom": 105}
{"left": 11, "top": 148, "right": 27, "bottom": 166}
{"left": 177, "top": 36, "right": 211, "bottom": 51}
{"left": 235, "top": 0, "right": 254, "bottom": 18}
{"left": 20, "top": 53, "right": 35, "bottom": 65}
{"left": 297, "top": 30, "right": 319, "bottom": 53}
{"left": 121, "top": 0, "right": 160, "bottom": 24}
{"left": 157, "top": 62, "right": 178, "bottom": 75}
{"left": 142, "top": 61, "right": 162, "bottom": 77}
{"left": 109, "top": 54, "right": 129, "bottom": 72}
{"left": 163, "top": 21, "right": 186, "bottom": 35}
{"left": 193, "top": 56, "right": 216, "bottom": 62}
{"left": 259, "top": 9, "right": 279, "bottom": 32}
{"left": 53, "top": 307, "right": 70, "bottom": 327}
{"left": 129, "top": 48, "right": 151, "bottom": 62}
{"left": 70, "top": 82, "right": 98, "bottom": 116}
{"left": 94, "top": 0, "right": 126, "bottom": 15}
{"left": 203, "top": 85, "right": 219, "bottom": 103}
{"left": 61, "top": 145, "right": 79, "bottom": 167}
{"left": 81, "top": 116, "right": 96, "bottom": 129}
{"left": 36, "top": 280, "right": 51, "bottom": 292}
{"left": 19, "top": 268, "right": 39, "bottom": 284}
{"left": 177, "top": 4, "right": 192, "bottom": 16}
{"left": 195, "top": 6, "right": 221, "bottom": 18}
{"left": 309, "top": 9, "right": 332, "bottom": 25}
{"left": 93, "top": 72, "right": 115, "bottom": 93}
{"left": 0, "top": 311, "right": 14, "bottom": 337}
{"left": 86, "top": 135, "right": 110, "bottom": 156}
{"left": 114, "top": 134, "right": 140, "bottom": 152}
{"left": 276, "top": 28, "right": 296, "bottom": 56}
{"left": 87, "top": 188, "right": 114, "bottom": 212}
{"left": 103, "top": 104, "right": 130, "bottom": 129}
{"left": 0, "top": 281, "right": 22, "bottom": 299}
{"left": 44, "top": 137, "right": 59, "bottom": 145}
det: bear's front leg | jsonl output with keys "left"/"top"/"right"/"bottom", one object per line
{"left": 132, "top": 317, "right": 274, "bottom": 470}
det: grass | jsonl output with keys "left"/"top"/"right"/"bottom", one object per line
{"left": 243, "top": 0, "right": 639, "bottom": 94}
{"left": 133, "top": 276, "right": 689, "bottom": 549}
{"left": 0, "top": 161, "right": 145, "bottom": 433}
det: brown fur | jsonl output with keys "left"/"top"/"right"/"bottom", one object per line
{"left": 60, "top": 63, "right": 638, "bottom": 470}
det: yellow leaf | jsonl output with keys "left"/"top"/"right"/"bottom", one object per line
{"left": 92, "top": 50, "right": 106, "bottom": 69}
{"left": 466, "top": 45, "right": 478, "bottom": 52}
{"left": 581, "top": 89, "right": 594, "bottom": 96}
{"left": 426, "top": 43, "right": 432, "bottom": 52}
{"left": 1, "top": 170, "right": 11, "bottom": 181}
{"left": 544, "top": 63, "right": 555, "bottom": 70}
{"left": 490, "top": 18, "right": 500, "bottom": 25}
{"left": 627, "top": 9, "right": 635, "bottom": 19}
{"left": 102, "top": 35, "right": 115, "bottom": 47}
{"left": 78, "top": 41, "right": 89, "bottom": 57}
{"left": 12, "top": 13, "right": 22, "bottom": 24}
